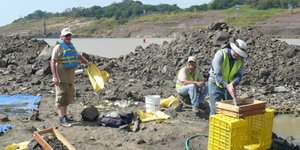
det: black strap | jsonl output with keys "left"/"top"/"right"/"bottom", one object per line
{"left": 234, "top": 40, "right": 246, "bottom": 51}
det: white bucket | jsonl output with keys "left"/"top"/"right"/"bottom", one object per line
{"left": 75, "top": 69, "right": 84, "bottom": 75}
{"left": 145, "top": 95, "right": 160, "bottom": 112}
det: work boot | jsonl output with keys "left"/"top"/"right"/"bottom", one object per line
{"left": 192, "top": 106, "right": 200, "bottom": 113}
{"left": 58, "top": 117, "right": 72, "bottom": 127}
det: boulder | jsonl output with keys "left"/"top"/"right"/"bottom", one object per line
{"left": 81, "top": 105, "right": 99, "bottom": 121}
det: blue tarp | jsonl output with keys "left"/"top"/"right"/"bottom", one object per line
{"left": 0, "top": 94, "right": 42, "bottom": 115}
{"left": 0, "top": 125, "right": 15, "bottom": 135}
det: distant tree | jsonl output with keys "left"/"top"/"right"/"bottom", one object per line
{"left": 209, "top": 0, "right": 247, "bottom": 10}
{"left": 71, "top": 7, "right": 81, "bottom": 17}
{"left": 186, "top": 4, "right": 209, "bottom": 12}
{"left": 114, "top": 10, "right": 122, "bottom": 20}
{"left": 89, "top": 6, "right": 104, "bottom": 19}
{"left": 104, "top": 6, "right": 117, "bottom": 18}
{"left": 23, "top": 10, "right": 54, "bottom": 20}
{"left": 15, "top": 0, "right": 185, "bottom": 23}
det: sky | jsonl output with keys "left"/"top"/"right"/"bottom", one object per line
{"left": 0, "top": 0, "right": 212, "bottom": 27}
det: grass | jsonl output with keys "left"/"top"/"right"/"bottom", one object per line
{"left": 74, "top": 18, "right": 120, "bottom": 37}
{"left": 16, "top": 115, "right": 28, "bottom": 120}
{"left": 131, "top": 12, "right": 202, "bottom": 23}
{"left": 218, "top": 5, "right": 286, "bottom": 27}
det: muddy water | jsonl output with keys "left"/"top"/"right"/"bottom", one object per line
{"left": 38, "top": 38, "right": 174, "bottom": 58}
{"left": 273, "top": 114, "right": 300, "bottom": 144}
{"left": 274, "top": 39, "right": 300, "bottom": 144}
{"left": 279, "top": 38, "right": 300, "bottom": 46}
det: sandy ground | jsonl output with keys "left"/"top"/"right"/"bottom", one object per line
{"left": 1, "top": 96, "right": 211, "bottom": 150}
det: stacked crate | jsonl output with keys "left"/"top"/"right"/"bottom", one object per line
{"left": 208, "top": 114, "right": 248, "bottom": 150}
{"left": 244, "top": 108, "right": 274, "bottom": 150}
{"left": 208, "top": 99, "right": 274, "bottom": 150}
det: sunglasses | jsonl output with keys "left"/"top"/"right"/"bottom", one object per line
{"left": 64, "top": 34, "right": 72, "bottom": 37}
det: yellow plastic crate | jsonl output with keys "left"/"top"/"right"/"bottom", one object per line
{"left": 244, "top": 108, "right": 274, "bottom": 150}
{"left": 208, "top": 114, "right": 248, "bottom": 150}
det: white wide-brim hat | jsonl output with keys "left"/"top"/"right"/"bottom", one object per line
{"left": 230, "top": 39, "right": 247, "bottom": 58}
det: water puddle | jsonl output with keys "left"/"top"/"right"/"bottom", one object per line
{"left": 273, "top": 114, "right": 300, "bottom": 144}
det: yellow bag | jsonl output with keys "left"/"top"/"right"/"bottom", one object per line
{"left": 137, "top": 110, "right": 170, "bottom": 122}
{"left": 5, "top": 141, "right": 30, "bottom": 150}
{"left": 160, "top": 95, "right": 180, "bottom": 108}
{"left": 87, "top": 62, "right": 110, "bottom": 92}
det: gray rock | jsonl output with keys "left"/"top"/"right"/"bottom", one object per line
{"left": 81, "top": 105, "right": 99, "bottom": 121}
{"left": 274, "top": 86, "right": 288, "bottom": 92}
{"left": 38, "top": 45, "right": 53, "bottom": 61}
{"left": 163, "top": 108, "right": 177, "bottom": 119}
{"left": 31, "top": 78, "right": 41, "bottom": 85}
{"left": 213, "top": 31, "right": 230, "bottom": 46}
{"left": 0, "top": 114, "right": 9, "bottom": 122}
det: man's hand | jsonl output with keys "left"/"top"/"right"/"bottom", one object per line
{"left": 225, "top": 82, "right": 235, "bottom": 99}
{"left": 183, "top": 80, "right": 204, "bottom": 91}
{"left": 197, "top": 81, "right": 204, "bottom": 91}
{"left": 51, "top": 60, "right": 59, "bottom": 86}
{"left": 53, "top": 76, "right": 59, "bottom": 86}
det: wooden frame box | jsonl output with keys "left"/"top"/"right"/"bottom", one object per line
{"left": 216, "top": 99, "right": 267, "bottom": 118}
{"left": 32, "top": 127, "right": 76, "bottom": 150}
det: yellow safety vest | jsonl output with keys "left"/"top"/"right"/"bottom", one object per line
{"left": 216, "top": 49, "right": 242, "bottom": 88}
{"left": 176, "top": 66, "right": 200, "bottom": 89}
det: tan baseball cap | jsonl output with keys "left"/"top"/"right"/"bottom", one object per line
{"left": 61, "top": 28, "right": 72, "bottom": 37}
{"left": 188, "top": 56, "right": 196, "bottom": 62}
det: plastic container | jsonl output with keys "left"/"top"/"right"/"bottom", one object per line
{"left": 114, "top": 100, "right": 130, "bottom": 108}
{"left": 75, "top": 69, "right": 84, "bottom": 75}
{"left": 145, "top": 95, "right": 160, "bottom": 112}
{"left": 208, "top": 109, "right": 274, "bottom": 150}
{"left": 244, "top": 108, "right": 274, "bottom": 150}
{"left": 208, "top": 114, "right": 248, "bottom": 150}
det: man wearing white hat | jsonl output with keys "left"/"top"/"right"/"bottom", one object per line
{"left": 175, "top": 56, "right": 208, "bottom": 113}
{"left": 208, "top": 39, "right": 247, "bottom": 120}
{"left": 51, "top": 28, "right": 90, "bottom": 127}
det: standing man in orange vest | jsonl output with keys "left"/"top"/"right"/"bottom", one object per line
{"left": 208, "top": 39, "right": 247, "bottom": 120}
{"left": 176, "top": 56, "right": 208, "bottom": 113}
{"left": 51, "top": 28, "right": 89, "bottom": 127}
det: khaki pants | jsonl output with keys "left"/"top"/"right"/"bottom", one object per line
{"left": 55, "top": 83, "right": 75, "bottom": 106}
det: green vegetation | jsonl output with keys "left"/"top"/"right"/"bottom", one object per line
{"left": 2, "top": 0, "right": 300, "bottom": 37}
{"left": 75, "top": 18, "right": 120, "bottom": 37}
{"left": 131, "top": 12, "right": 199, "bottom": 23}
{"left": 219, "top": 5, "right": 286, "bottom": 26}
{"left": 208, "top": 0, "right": 300, "bottom": 10}
{"left": 13, "top": 0, "right": 300, "bottom": 24}
{"left": 13, "top": 0, "right": 181, "bottom": 24}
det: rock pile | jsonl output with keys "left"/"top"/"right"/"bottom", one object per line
{"left": 0, "top": 35, "right": 53, "bottom": 96}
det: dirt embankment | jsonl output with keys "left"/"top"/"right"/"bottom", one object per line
{"left": 257, "top": 12, "right": 300, "bottom": 38}
{"left": 104, "top": 12, "right": 227, "bottom": 38}
{"left": 1, "top": 11, "right": 300, "bottom": 38}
